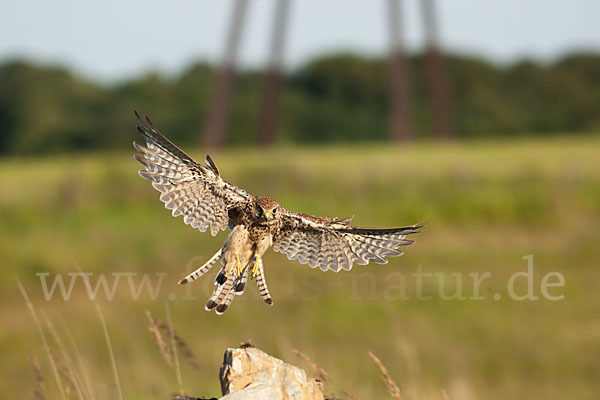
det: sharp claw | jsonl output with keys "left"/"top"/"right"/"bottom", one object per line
{"left": 251, "top": 257, "right": 260, "bottom": 278}
{"left": 235, "top": 253, "right": 243, "bottom": 277}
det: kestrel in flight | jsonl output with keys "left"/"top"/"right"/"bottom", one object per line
{"left": 133, "top": 113, "right": 423, "bottom": 314}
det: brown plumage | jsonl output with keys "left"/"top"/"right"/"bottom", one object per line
{"left": 133, "top": 112, "right": 423, "bottom": 314}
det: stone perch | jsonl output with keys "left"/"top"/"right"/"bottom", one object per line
{"left": 218, "top": 346, "right": 325, "bottom": 400}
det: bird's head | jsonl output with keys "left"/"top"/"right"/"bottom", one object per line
{"left": 254, "top": 196, "right": 281, "bottom": 225}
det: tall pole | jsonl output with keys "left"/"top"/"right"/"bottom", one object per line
{"left": 387, "top": 0, "right": 413, "bottom": 142}
{"left": 202, "top": 0, "right": 250, "bottom": 148}
{"left": 421, "top": 0, "right": 454, "bottom": 139}
{"left": 257, "top": 0, "right": 292, "bottom": 146}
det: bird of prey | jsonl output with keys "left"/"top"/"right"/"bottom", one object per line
{"left": 133, "top": 113, "right": 422, "bottom": 314}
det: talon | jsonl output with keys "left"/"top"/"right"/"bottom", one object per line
{"left": 251, "top": 257, "right": 261, "bottom": 278}
{"left": 235, "top": 253, "right": 243, "bottom": 276}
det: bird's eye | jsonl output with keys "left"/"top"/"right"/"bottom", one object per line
{"left": 257, "top": 206, "right": 263, "bottom": 215}
{"left": 273, "top": 207, "right": 278, "bottom": 214}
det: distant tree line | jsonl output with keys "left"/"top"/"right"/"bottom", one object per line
{"left": 0, "top": 52, "right": 599, "bottom": 154}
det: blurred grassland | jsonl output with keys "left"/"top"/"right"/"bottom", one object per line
{"left": 1, "top": 135, "right": 599, "bottom": 400}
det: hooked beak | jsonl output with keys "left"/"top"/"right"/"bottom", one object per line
{"left": 264, "top": 211, "right": 272, "bottom": 221}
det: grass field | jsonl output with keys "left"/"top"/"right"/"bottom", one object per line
{"left": 1, "top": 136, "right": 599, "bottom": 399}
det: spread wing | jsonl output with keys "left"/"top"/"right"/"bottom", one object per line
{"left": 273, "top": 211, "right": 422, "bottom": 272}
{"left": 133, "top": 112, "right": 251, "bottom": 235}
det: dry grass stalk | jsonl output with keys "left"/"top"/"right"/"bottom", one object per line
{"left": 15, "top": 276, "right": 67, "bottom": 400}
{"left": 42, "top": 309, "right": 86, "bottom": 400}
{"left": 157, "top": 321, "right": 200, "bottom": 369}
{"left": 368, "top": 351, "right": 404, "bottom": 400}
{"left": 292, "top": 348, "right": 332, "bottom": 384}
{"left": 32, "top": 388, "right": 46, "bottom": 400}
{"left": 94, "top": 302, "right": 124, "bottom": 400}
{"left": 29, "top": 349, "right": 46, "bottom": 400}
{"left": 341, "top": 390, "right": 360, "bottom": 400}
{"left": 165, "top": 304, "right": 184, "bottom": 395}
{"left": 145, "top": 310, "right": 173, "bottom": 368}
{"left": 59, "top": 318, "right": 97, "bottom": 400}
{"left": 49, "top": 348, "right": 78, "bottom": 390}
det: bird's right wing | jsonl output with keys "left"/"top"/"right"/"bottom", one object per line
{"left": 133, "top": 112, "right": 251, "bottom": 235}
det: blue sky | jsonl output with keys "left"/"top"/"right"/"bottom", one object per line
{"left": 2, "top": 0, "right": 600, "bottom": 82}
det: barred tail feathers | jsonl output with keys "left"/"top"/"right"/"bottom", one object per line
{"left": 234, "top": 269, "right": 248, "bottom": 295}
{"left": 216, "top": 274, "right": 243, "bottom": 315}
{"left": 205, "top": 256, "right": 249, "bottom": 314}
{"left": 255, "top": 258, "right": 273, "bottom": 305}
{"left": 178, "top": 248, "right": 223, "bottom": 285}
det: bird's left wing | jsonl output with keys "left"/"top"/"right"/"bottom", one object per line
{"left": 273, "top": 211, "right": 422, "bottom": 272}
{"left": 133, "top": 112, "right": 251, "bottom": 235}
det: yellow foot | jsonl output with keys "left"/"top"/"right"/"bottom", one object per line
{"left": 251, "top": 257, "right": 261, "bottom": 278}
{"left": 234, "top": 253, "right": 243, "bottom": 276}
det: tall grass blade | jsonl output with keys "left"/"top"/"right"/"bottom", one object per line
{"left": 368, "top": 351, "right": 404, "bottom": 400}
{"left": 59, "top": 318, "right": 97, "bottom": 400}
{"left": 15, "top": 276, "right": 67, "bottom": 400}
{"left": 94, "top": 302, "right": 124, "bottom": 400}
{"left": 29, "top": 349, "right": 46, "bottom": 400}
{"left": 165, "top": 303, "right": 184, "bottom": 395}
{"left": 41, "top": 309, "right": 85, "bottom": 400}
{"left": 145, "top": 310, "right": 173, "bottom": 368}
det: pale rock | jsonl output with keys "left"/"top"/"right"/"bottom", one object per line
{"left": 219, "top": 347, "right": 324, "bottom": 400}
